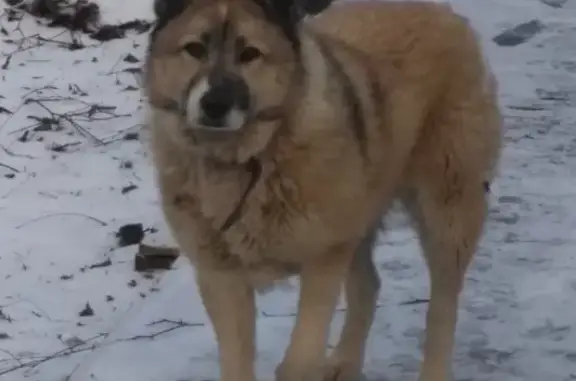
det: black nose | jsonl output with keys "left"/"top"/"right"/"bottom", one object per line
{"left": 199, "top": 85, "right": 234, "bottom": 122}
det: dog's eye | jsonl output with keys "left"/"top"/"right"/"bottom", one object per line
{"left": 183, "top": 42, "right": 207, "bottom": 59}
{"left": 239, "top": 46, "right": 262, "bottom": 64}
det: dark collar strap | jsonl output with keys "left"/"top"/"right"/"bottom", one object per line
{"left": 219, "top": 157, "right": 262, "bottom": 232}
{"left": 147, "top": 96, "right": 275, "bottom": 232}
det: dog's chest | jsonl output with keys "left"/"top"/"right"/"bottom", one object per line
{"left": 222, "top": 173, "right": 340, "bottom": 266}
{"left": 180, "top": 162, "right": 358, "bottom": 279}
{"left": 191, "top": 164, "right": 250, "bottom": 230}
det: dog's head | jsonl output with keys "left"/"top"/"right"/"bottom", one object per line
{"left": 144, "top": 0, "right": 333, "bottom": 160}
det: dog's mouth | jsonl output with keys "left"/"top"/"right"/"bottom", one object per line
{"left": 149, "top": 73, "right": 287, "bottom": 143}
{"left": 182, "top": 124, "right": 243, "bottom": 144}
{"left": 176, "top": 73, "right": 251, "bottom": 133}
{"left": 151, "top": 95, "right": 285, "bottom": 139}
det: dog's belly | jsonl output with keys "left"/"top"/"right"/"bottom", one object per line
{"left": 242, "top": 256, "right": 302, "bottom": 292}
{"left": 227, "top": 232, "right": 321, "bottom": 290}
{"left": 225, "top": 211, "right": 360, "bottom": 290}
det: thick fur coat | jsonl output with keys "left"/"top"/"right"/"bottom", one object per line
{"left": 143, "top": 0, "right": 502, "bottom": 380}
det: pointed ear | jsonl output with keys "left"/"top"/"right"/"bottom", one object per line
{"left": 253, "top": 0, "right": 334, "bottom": 48}
{"left": 258, "top": 0, "right": 333, "bottom": 25}
{"left": 153, "top": 0, "right": 188, "bottom": 22}
{"left": 300, "top": 0, "right": 334, "bottom": 15}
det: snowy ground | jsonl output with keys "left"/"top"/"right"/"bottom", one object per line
{"left": 1, "top": 0, "right": 575, "bottom": 380}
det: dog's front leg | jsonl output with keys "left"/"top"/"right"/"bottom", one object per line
{"left": 196, "top": 266, "right": 256, "bottom": 381}
{"left": 275, "top": 245, "right": 355, "bottom": 381}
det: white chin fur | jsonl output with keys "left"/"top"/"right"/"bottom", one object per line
{"left": 185, "top": 77, "right": 209, "bottom": 125}
{"left": 225, "top": 109, "right": 247, "bottom": 131}
{"left": 185, "top": 77, "right": 247, "bottom": 131}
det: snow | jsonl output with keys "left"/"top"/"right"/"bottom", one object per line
{"left": 1, "top": 0, "right": 575, "bottom": 380}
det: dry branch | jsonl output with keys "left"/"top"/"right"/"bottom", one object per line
{"left": 0, "top": 333, "right": 107, "bottom": 377}
{"left": 2, "top": 0, "right": 152, "bottom": 43}
{"left": 0, "top": 162, "right": 19, "bottom": 172}
{"left": 10, "top": 95, "right": 131, "bottom": 146}
{"left": 14, "top": 212, "right": 108, "bottom": 229}
{"left": 0, "top": 319, "right": 203, "bottom": 376}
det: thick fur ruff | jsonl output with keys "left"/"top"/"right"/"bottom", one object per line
{"left": 144, "top": 0, "right": 502, "bottom": 380}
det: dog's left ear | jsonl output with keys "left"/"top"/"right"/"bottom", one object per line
{"left": 299, "top": 0, "right": 334, "bottom": 15}
{"left": 261, "top": 0, "right": 333, "bottom": 23}
{"left": 255, "top": 0, "right": 333, "bottom": 46}
{"left": 153, "top": 0, "right": 188, "bottom": 22}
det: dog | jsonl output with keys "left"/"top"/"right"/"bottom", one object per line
{"left": 143, "top": 0, "right": 502, "bottom": 380}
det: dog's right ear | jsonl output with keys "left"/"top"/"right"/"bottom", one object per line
{"left": 153, "top": 0, "right": 188, "bottom": 22}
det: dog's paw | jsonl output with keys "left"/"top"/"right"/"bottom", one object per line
{"left": 275, "top": 356, "right": 364, "bottom": 381}
{"left": 275, "top": 362, "right": 324, "bottom": 381}
{"left": 321, "top": 355, "right": 364, "bottom": 381}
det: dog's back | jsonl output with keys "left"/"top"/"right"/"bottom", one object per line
{"left": 309, "top": 0, "right": 502, "bottom": 192}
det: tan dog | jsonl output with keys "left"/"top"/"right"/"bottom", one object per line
{"left": 143, "top": 0, "right": 502, "bottom": 380}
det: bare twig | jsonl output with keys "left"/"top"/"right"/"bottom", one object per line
{"left": 24, "top": 98, "right": 106, "bottom": 144}
{"left": 5, "top": 94, "right": 130, "bottom": 146}
{"left": 0, "top": 83, "right": 59, "bottom": 133}
{"left": 1, "top": 55, "right": 11, "bottom": 69}
{"left": 0, "top": 349, "right": 22, "bottom": 367}
{"left": 1, "top": 297, "right": 63, "bottom": 322}
{"left": 0, "top": 319, "right": 202, "bottom": 376}
{"left": 0, "top": 144, "right": 37, "bottom": 159}
{"left": 399, "top": 298, "right": 430, "bottom": 306}
{"left": 0, "top": 333, "right": 108, "bottom": 377}
{"left": 0, "top": 162, "right": 19, "bottom": 172}
{"left": 14, "top": 212, "right": 108, "bottom": 229}
{"left": 100, "top": 123, "right": 146, "bottom": 144}
{"left": 119, "top": 319, "right": 204, "bottom": 342}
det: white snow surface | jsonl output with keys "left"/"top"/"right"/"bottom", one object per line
{"left": 1, "top": 0, "right": 576, "bottom": 380}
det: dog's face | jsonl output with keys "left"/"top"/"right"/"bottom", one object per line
{"left": 144, "top": 0, "right": 333, "bottom": 155}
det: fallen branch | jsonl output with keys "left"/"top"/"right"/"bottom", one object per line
{"left": 0, "top": 162, "right": 19, "bottom": 172}
{"left": 3, "top": 0, "right": 152, "bottom": 42}
{"left": 0, "top": 144, "right": 36, "bottom": 159}
{"left": 0, "top": 320, "right": 203, "bottom": 376}
{"left": 399, "top": 298, "right": 430, "bottom": 306}
{"left": 10, "top": 96, "right": 131, "bottom": 146}
{"left": 0, "top": 349, "right": 22, "bottom": 367}
{"left": 120, "top": 319, "right": 204, "bottom": 342}
{"left": 24, "top": 98, "right": 107, "bottom": 145}
{"left": 14, "top": 212, "right": 108, "bottom": 229}
{"left": 134, "top": 244, "right": 179, "bottom": 272}
{"left": 0, "top": 333, "right": 107, "bottom": 377}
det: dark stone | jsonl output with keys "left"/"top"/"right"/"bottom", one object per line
{"left": 123, "top": 132, "right": 139, "bottom": 141}
{"left": 79, "top": 302, "right": 94, "bottom": 317}
{"left": 493, "top": 20, "right": 545, "bottom": 47}
{"left": 88, "top": 258, "right": 112, "bottom": 269}
{"left": 134, "top": 244, "right": 179, "bottom": 272}
{"left": 121, "top": 184, "right": 138, "bottom": 194}
{"left": 116, "top": 223, "right": 144, "bottom": 246}
{"left": 540, "top": 0, "right": 567, "bottom": 8}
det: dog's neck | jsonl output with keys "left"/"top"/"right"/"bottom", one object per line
{"left": 284, "top": 27, "right": 355, "bottom": 143}
{"left": 299, "top": 29, "right": 333, "bottom": 115}
{"left": 150, "top": 27, "right": 358, "bottom": 234}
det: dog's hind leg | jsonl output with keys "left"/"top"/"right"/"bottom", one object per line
{"left": 275, "top": 244, "right": 356, "bottom": 381}
{"left": 323, "top": 228, "right": 381, "bottom": 381}
{"left": 404, "top": 152, "right": 488, "bottom": 381}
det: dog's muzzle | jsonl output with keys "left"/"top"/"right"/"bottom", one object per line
{"left": 150, "top": 75, "right": 286, "bottom": 130}
{"left": 181, "top": 73, "right": 248, "bottom": 131}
